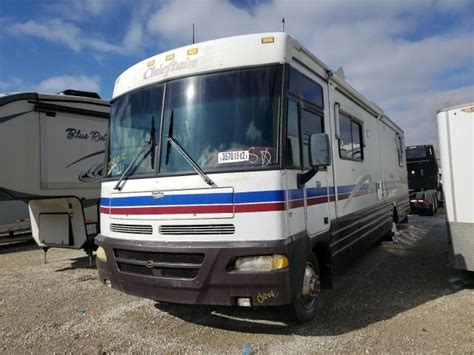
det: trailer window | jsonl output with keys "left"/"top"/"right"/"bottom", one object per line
{"left": 339, "top": 113, "right": 363, "bottom": 161}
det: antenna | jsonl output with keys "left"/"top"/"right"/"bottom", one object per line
{"left": 282, "top": 17, "right": 285, "bottom": 32}
{"left": 192, "top": 24, "right": 195, "bottom": 44}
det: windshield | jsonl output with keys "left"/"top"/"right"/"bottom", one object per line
{"left": 107, "top": 86, "right": 163, "bottom": 178}
{"left": 107, "top": 65, "right": 282, "bottom": 179}
{"left": 406, "top": 146, "right": 429, "bottom": 161}
{"left": 161, "top": 66, "right": 281, "bottom": 174}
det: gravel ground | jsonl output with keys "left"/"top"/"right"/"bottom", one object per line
{"left": 0, "top": 211, "right": 473, "bottom": 353}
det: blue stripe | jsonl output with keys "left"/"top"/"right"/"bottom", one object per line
{"left": 307, "top": 187, "right": 330, "bottom": 198}
{"left": 235, "top": 190, "right": 285, "bottom": 203}
{"left": 337, "top": 185, "right": 356, "bottom": 194}
{"left": 101, "top": 184, "right": 360, "bottom": 207}
{"left": 288, "top": 189, "right": 304, "bottom": 200}
{"left": 102, "top": 190, "right": 285, "bottom": 207}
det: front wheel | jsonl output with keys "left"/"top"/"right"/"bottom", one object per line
{"left": 290, "top": 255, "right": 321, "bottom": 323}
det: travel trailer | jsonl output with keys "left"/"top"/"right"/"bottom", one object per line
{"left": 436, "top": 103, "right": 474, "bottom": 271}
{"left": 0, "top": 91, "right": 109, "bottom": 252}
{"left": 59, "top": 33, "right": 408, "bottom": 321}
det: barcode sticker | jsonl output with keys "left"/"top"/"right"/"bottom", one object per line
{"left": 218, "top": 150, "right": 249, "bottom": 164}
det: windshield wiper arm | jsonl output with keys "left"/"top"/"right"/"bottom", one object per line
{"left": 166, "top": 111, "right": 217, "bottom": 188}
{"left": 113, "top": 137, "right": 151, "bottom": 191}
{"left": 166, "top": 136, "right": 217, "bottom": 187}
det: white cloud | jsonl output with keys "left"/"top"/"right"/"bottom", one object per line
{"left": 9, "top": 19, "right": 82, "bottom": 51}
{"left": 7, "top": 19, "right": 133, "bottom": 54}
{"left": 35, "top": 74, "right": 101, "bottom": 94}
{"left": 145, "top": 0, "right": 473, "bottom": 146}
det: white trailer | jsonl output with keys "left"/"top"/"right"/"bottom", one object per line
{"left": 55, "top": 33, "right": 408, "bottom": 321}
{"left": 436, "top": 103, "right": 474, "bottom": 271}
{"left": 0, "top": 91, "right": 109, "bottom": 252}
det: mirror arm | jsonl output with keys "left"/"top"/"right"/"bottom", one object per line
{"left": 297, "top": 166, "right": 319, "bottom": 189}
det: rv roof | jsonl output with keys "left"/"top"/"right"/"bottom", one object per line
{"left": 113, "top": 32, "right": 402, "bottom": 133}
{"left": 0, "top": 91, "right": 109, "bottom": 107}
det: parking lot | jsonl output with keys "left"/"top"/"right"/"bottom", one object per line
{"left": 0, "top": 211, "right": 472, "bottom": 353}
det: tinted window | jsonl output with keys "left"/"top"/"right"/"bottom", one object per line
{"left": 339, "top": 113, "right": 363, "bottom": 161}
{"left": 107, "top": 86, "right": 163, "bottom": 177}
{"left": 160, "top": 66, "right": 281, "bottom": 173}
{"left": 286, "top": 100, "right": 301, "bottom": 168}
{"left": 406, "top": 146, "right": 427, "bottom": 160}
{"left": 301, "top": 109, "right": 324, "bottom": 169}
{"left": 289, "top": 68, "right": 323, "bottom": 108}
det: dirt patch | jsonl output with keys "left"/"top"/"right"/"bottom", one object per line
{"left": 0, "top": 212, "right": 472, "bottom": 352}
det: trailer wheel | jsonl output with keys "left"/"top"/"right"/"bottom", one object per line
{"left": 428, "top": 204, "right": 434, "bottom": 216}
{"left": 290, "top": 254, "right": 321, "bottom": 323}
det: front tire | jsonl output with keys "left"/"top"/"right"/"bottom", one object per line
{"left": 291, "top": 254, "right": 321, "bottom": 323}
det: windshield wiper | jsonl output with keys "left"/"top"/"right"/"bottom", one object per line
{"left": 113, "top": 116, "right": 156, "bottom": 191}
{"left": 166, "top": 110, "right": 217, "bottom": 188}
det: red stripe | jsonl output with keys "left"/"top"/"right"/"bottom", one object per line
{"left": 101, "top": 202, "right": 286, "bottom": 215}
{"left": 289, "top": 199, "right": 304, "bottom": 209}
{"left": 307, "top": 196, "right": 329, "bottom": 206}
{"left": 235, "top": 202, "right": 285, "bottom": 213}
{"left": 105, "top": 205, "right": 233, "bottom": 215}
{"left": 338, "top": 193, "right": 350, "bottom": 200}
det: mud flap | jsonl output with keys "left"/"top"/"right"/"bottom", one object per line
{"left": 28, "top": 197, "right": 90, "bottom": 249}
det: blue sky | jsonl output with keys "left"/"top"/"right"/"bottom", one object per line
{"left": 0, "top": 0, "right": 473, "bottom": 145}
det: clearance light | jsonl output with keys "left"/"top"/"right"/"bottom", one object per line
{"left": 147, "top": 59, "right": 155, "bottom": 67}
{"left": 96, "top": 246, "right": 107, "bottom": 262}
{"left": 166, "top": 53, "right": 175, "bottom": 61}
{"left": 261, "top": 36, "right": 275, "bottom": 44}
{"left": 187, "top": 47, "right": 198, "bottom": 56}
{"left": 233, "top": 255, "right": 288, "bottom": 272}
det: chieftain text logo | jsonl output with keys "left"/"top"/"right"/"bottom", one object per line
{"left": 143, "top": 59, "right": 198, "bottom": 81}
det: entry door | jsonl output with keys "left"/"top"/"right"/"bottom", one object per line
{"left": 300, "top": 106, "right": 330, "bottom": 236}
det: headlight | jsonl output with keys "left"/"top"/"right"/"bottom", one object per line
{"left": 96, "top": 246, "right": 107, "bottom": 262}
{"left": 232, "top": 255, "right": 288, "bottom": 272}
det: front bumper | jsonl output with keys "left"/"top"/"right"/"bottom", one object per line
{"left": 95, "top": 234, "right": 303, "bottom": 306}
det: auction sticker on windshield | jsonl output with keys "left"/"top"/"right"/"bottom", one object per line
{"left": 218, "top": 150, "right": 249, "bottom": 164}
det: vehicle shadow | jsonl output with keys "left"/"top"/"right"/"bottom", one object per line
{"left": 54, "top": 255, "right": 96, "bottom": 271}
{"left": 0, "top": 239, "right": 37, "bottom": 255}
{"left": 154, "top": 214, "right": 467, "bottom": 336}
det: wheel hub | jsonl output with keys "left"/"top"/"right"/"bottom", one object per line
{"left": 301, "top": 263, "right": 320, "bottom": 308}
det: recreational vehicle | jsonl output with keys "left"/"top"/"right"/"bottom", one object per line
{"left": 82, "top": 33, "right": 409, "bottom": 321}
{"left": 436, "top": 103, "right": 474, "bottom": 271}
{"left": 0, "top": 91, "right": 109, "bottom": 252}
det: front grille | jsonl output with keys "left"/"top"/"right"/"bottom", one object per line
{"left": 159, "top": 224, "right": 235, "bottom": 235}
{"left": 110, "top": 223, "right": 153, "bottom": 235}
{"left": 117, "top": 263, "right": 199, "bottom": 279}
{"left": 114, "top": 249, "right": 205, "bottom": 264}
{"left": 114, "top": 248, "right": 205, "bottom": 280}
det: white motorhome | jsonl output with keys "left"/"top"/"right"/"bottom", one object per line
{"left": 85, "top": 33, "right": 409, "bottom": 321}
{"left": 436, "top": 103, "right": 474, "bottom": 271}
{"left": 0, "top": 91, "right": 109, "bottom": 252}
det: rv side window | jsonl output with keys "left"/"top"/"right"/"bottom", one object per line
{"left": 289, "top": 67, "right": 324, "bottom": 108}
{"left": 339, "top": 113, "right": 363, "bottom": 161}
{"left": 397, "top": 135, "right": 404, "bottom": 167}
{"left": 286, "top": 100, "right": 301, "bottom": 168}
{"left": 301, "top": 108, "right": 324, "bottom": 169}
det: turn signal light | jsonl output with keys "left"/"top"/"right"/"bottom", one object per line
{"left": 96, "top": 246, "right": 107, "bottom": 262}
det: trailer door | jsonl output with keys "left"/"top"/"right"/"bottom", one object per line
{"left": 300, "top": 106, "right": 330, "bottom": 236}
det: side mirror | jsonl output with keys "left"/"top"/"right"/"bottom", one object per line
{"left": 309, "top": 133, "right": 331, "bottom": 167}
{"left": 297, "top": 133, "right": 331, "bottom": 188}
